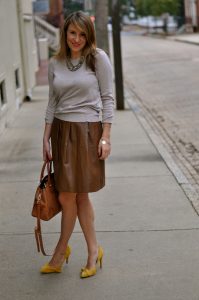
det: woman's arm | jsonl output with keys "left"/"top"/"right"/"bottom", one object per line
{"left": 95, "top": 50, "right": 114, "bottom": 125}
{"left": 102, "top": 123, "right": 111, "bottom": 141}
{"left": 98, "top": 123, "right": 112, "bottom": 160}
{"left": 95, "top": 50, "right": 114, "bottom": 160}
{"left": 45, "top": 58, "right": 57, "bottom": 124}
{"left": 43, "top": 123, "right": 52, "bottom": 161}
{"left": 43, "top": 58, "right": 57, "bottom": 161}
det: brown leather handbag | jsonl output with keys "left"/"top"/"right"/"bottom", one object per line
{"left": 31, "top": 161, "right": 61, "bottom": 255}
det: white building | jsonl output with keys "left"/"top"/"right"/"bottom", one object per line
{"left": 0, "top": 0, "right": 38, "bottom": 134}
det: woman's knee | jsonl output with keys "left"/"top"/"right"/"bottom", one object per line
{"left": 76, "top": 193, "right": 89, "bottom": 206}
{"left": 58, "top": 192, "right": 77, "bottom": 207}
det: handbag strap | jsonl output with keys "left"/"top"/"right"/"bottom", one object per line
{"left": 34, "top": 200, "right": 51, "bottom": 256}
{"left": 34, "top": 160, "right": 54, "bottom": 256}
{"left": 40, "top": 161, "right": 52, "bottom": 183}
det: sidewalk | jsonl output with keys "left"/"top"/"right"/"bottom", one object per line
{"left": 168, "top": 33, "right": 199, "bottom": 45}
{"left": 1, "top": 86, "right": 199, "bottom": 300}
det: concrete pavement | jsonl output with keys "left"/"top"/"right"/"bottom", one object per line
{"left": 1, "top": 86, "right": 199, "bottom": 299}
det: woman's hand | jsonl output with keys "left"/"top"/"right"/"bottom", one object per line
{"left": 43, "top": 139, "right": 52, "bottom": 161}
{"left": 98, "top": 138, "right": 111, "bottom": 160}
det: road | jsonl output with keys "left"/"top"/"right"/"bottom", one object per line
{"left": 122, "top": 33, "right": 199, "bottom": 200}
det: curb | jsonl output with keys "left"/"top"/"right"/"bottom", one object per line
{"left": 125, "top": 87, "right": 199, "bottom": 216}
{"left": 167, "top": 36, "right": 199, "bottom": 46}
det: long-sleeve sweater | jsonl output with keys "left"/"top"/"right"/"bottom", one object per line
{"left": 45, "top": 48, "right": 114, "bottom": 124}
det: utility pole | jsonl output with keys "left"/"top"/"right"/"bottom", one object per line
{"left": 111, "top": 0, "right": 124, "bottom": 110}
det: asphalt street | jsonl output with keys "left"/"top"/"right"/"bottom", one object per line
{"left": 122, "top": 33, "right": 199, "bottom": 210}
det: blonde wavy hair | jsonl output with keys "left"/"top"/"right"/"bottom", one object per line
{"left": 54, "top": 11, "right": 97, "bottom": 72}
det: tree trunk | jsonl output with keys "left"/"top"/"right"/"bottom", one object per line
{"left": 95, "top": 0, "right": 109, "bottom": 54}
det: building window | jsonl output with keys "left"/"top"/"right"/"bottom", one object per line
{"left": 15, "top": 69, "right": 20, "bottom": 89}
{"left": 0, "top": 80, "right": 7, "bottom": 107}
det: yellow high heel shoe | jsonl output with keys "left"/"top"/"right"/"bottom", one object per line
{"left": 80, "top": 246, "right": 103, "bottom": 279}
{"left": 40, "top": 245, "right": 71, "bottom": 274}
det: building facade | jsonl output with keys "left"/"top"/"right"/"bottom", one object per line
{"left": 184, "top": 0, "right": 199, "bottom": 31}
{"left": 0, "top": 0, "right": 38, "bottom": 134}
{"left": 46, "top": 0, "right": 64, "bottom": 28}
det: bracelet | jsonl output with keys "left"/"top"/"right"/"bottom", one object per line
{"left": 100, "top": 138, "right": 111, "bottom": 146}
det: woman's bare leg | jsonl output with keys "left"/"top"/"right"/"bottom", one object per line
{"left": 76, "top": 193, "right": 98, "bottom": 269}
{"left": 48, "top": 192, "right": 77, "bottom": 266}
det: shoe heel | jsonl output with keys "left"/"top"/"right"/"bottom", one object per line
{"left": 97, "top": 246, "right": 103, "bottom": 268}
{"left": 65, "top": 252, "right": 71, "bottom": 264}
{"left": 65, "top": 245, "right": 71, "bottom": 264}
{"left": 99, "top": 257, "right": 103, "bottom": 268}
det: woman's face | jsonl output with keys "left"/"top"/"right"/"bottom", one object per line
{"left": 66, "top": 23, "right": 87, "bottom": 57}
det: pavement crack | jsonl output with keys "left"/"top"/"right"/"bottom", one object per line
{"left": 0, "top": 179, "right": 38, "bottom": 184}
{"left": 107, "top": 174, "right": 171, "bottom": 179}
{"left": 1, "top": 228, "right": 199, "bottom": 236}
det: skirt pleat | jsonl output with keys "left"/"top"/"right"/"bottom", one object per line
{"left": 51, "top": 118, "right": 105, "bottom": 193}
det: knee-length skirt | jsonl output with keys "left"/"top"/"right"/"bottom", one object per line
{"left": 50, "top": 118, "right": 105, "bottom": 193}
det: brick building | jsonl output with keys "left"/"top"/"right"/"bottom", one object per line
{"left": 184, "top": 0, "right": 199, "bottom": 31}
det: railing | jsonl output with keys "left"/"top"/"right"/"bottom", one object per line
{"left": 34, "top": 15, "right": 60, "bottom": 51}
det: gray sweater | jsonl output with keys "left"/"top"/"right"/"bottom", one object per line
{"left": 45, "top": 48, "right": 114, "bottom": 124}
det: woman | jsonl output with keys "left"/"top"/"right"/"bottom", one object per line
{"left": 40, "top": 11, "right": 114, "bottom": 278}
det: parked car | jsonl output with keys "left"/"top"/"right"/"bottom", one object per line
{"left": 136, "top": 16, "right": 177, "bottom": 30}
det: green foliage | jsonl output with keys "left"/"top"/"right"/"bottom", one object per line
{"left": 135, "top": 0, "right": 180, "bottom": 17}
{"left": 109, "top": 0, "right": 134, "bottom": 16}
{"left": 63, "top": 0, "right": 84, "bottom": 17}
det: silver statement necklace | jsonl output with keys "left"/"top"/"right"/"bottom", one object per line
{"left": 66, "top": 56, "right": 84, "bottom": 72}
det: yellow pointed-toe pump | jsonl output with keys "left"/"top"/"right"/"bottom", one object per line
{"left": 40, "top": 245, "right": 71, "bottom": 274}
{"left": 80, "top": 246, "right": 103, "bottom": 279}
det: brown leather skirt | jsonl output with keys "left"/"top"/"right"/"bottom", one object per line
{"left": 50, "top": 118, "right": 105, "bottom": 193}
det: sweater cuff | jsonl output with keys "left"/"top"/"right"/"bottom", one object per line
{"left": 45, "top": 116, "right": 54, "bottom": 124}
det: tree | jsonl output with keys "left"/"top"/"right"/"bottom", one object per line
{"left": 95, "top": 0, "right": 109, "bottom": 54}
{"left": 135, "top": 0, "right": 152, "bottom": 16}
{"left": 135, "top": 0, "right": 180, "bottom": 17}
{"left": 135, "top": 0, "right": 180, "bottom": 33}
{"left": 63, "top": 0, "right": 84, "bottom": 17}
